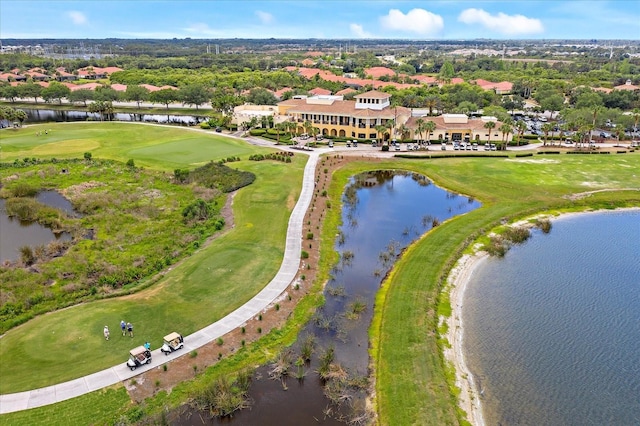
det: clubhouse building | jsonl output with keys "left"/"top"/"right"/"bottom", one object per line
{"left": 277, "top": 90, "right": 511, "bottom": 143}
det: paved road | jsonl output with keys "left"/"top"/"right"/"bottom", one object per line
{"left": 0, "top": 141, "right": 322, "bottom": 415}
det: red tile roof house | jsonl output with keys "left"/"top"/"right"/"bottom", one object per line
{"left": 364, "top": 67, "right": 396, "bottom": 79}
{"left": 474, "top": 79, "right": 513, "bottom": 95}
{"left": 110, "top": 84, "right": 128, "bottom": 92}
{"left": 613, "top": 79, "right": 640, "bottom": 91}
{"left": 23, "top": 71, "right": 50, "bottom": 81}
{"left": 75, "top": 66, "right": 123, "bottom": 80}
{"left": 309, "top": 87, "right": 332, "bottom": 96}
{"left": 54, "top": 67, "right": 78, "bottom": 81}
{"left": 0, "top": 73, "right": 26, "bottom": 82}
{"left": 273, "top": 87, "right": 293, "bottom": 100}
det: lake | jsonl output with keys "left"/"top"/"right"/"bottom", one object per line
{"left": 175, "top": 170, "right": 481, "bottom": 424}
{"left": 464, "top": 210, "right": 640, "bottom": 426}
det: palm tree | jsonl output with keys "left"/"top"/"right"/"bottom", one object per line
{"left": 589, "top": 106, "right": 603, "bottom": 145}
{"left": 515, "top": 120, "right": 527, "bottom": 146}
{"left": 499, "top": 122, "right": 513, "bottom": 150}
{"left": 303, "top": 120, "right": 312, "bottom": 138}
{"left": 385, "top": 119, "right": 396, "bottom": 141}
{"left": 541, "top": 122, "right": 554, "bottom": 146}
{"left": 425, "top": 120, "right": 436, "bottom": 145}
{"left": 274, "top": 122, "right": 286, "bottom": 145}
{"left": 398, "top": 124, "right": 410, "bottom": 141}
{"left": 415, "top": 118, "right": 425, "bottom": 143}
{"left": 631, "top": 108, "right": 640, "bottom": 139}
{"left": 484, "top": 121, "right": 496, "bottom": 147}
{"left": 375, "top": 124, "right": 387, "bottom": 142}
{"left": 424, "top": 96, "right": 439, "bottom": 116}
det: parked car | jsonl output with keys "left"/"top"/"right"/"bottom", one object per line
{"left": 371, "top": 139, "right": 377, "bottom": 147}
{"left": 346, "top": 141, "right": 351, "bottom": 147}
{"left": 395, "top": 144, "right": 401, "bottom": 151}
{"left": 472, "top": 143, "right": 479, "bottom": 151}
{"left": 353, "top": 140, "right": 358, "bottom": 147}
{"left": 160, "top": 332, "right": 184, "bottom": 355}
{"left": 490, "top": 144, "right": 497, "bottom": 151}
{"left": 441, "top": 143, "right": 447, "bottom": 151}
{"left": 127, "top": 346, "right": 152, "bottom": 371}
{"left": 484, "top": 143, "right": 491, "bottom": 151}
{"left": 328, "top": 141, "right": 334, "bottom": 148}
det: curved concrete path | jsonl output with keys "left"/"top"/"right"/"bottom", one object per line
{"left": 0, "top": 148, "right": 321, "bottom": 414}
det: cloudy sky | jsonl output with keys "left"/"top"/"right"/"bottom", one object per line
{"left": 1, "top": 0, "right": 639, "bottom": 40}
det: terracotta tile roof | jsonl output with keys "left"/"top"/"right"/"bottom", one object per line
{"left": 301, "top": 59, "right": 316, "bottom": 66}
{"left": 0, "top": 73, "right": 24, "bottom": 81}
{"left": 335, "top": 88, "right": 356, "bottom": 96}
{"left": 306, "top": 51, "right": 324, "bottom": 57}
{"left": 614, "top": 81, "right": 639, "bottom": 91}
{"left": 111, "top": 83, "right": 128, "bottom": 92}
{"left": 413, "top": 75, "right": 438, "bottom": 85}
{"left": 593, "top": 87, "right": 613, "bottom": 94}
{"left": 273, "top": 87, "right": 292, "bottom": 99}
{"left": 309, "top": 87, "right": 332, "bottom": 96}
{"left": 281, "top": 98, "right": 409, "bottom": 120}
{"left": 354, "top": 90, "right": 391, "bottom": 99}
{"left": 158, "top": 85, "right": 178, "bottom": 91}
{"left": 364, "top": 67, "right": 396, "bottom": 78}
{"left": 67, "top": 82, "right": 102, "bottom": 91}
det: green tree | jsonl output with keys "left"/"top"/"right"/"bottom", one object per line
{"left": 414, "top": 118, "right": 425, "bottom": 142}
{"left": 17, "top": 83, "right": 42, "bottom": 104}
{"left": 41, "top": 82, "right": 71, "bottom": 104}
{"left": 94, "top": 86, "right": 120, "bottom": 102}
{"left": 13, "top": 109, "right": 27, "bottom": 127}
{"left": 68, "top": 89, "right": 95, "bottom": 107}
{"left": 211, "top": 87, "right": 242, "bottom": 115}
{"left": 424, "top": 120, "right": 436, "bottom": 144}
{"left": 515, "top": 120, "right": 527, "bottom": 146}
{"left": 484, "top": 121, "right": 496, "bottom": 146}
{"left": 179, "top": 83, "right": 211, "bottom": 110}
{"left": 246, "top": 88, "right": 277, "bottom": 105}
{"left": 439, "top": 61, "right": 455, "bottom": 80}
{"left": 124, "top": 85, "right": 150, "bottom": 108}
{"left": 150, "top": 88, "right": 178, "bottom": 109}
{"left": 541, "top": 122, "right": 555, "bottom": 146}
{"left": 499, "top": 121, "right": 513, "bottom": 150}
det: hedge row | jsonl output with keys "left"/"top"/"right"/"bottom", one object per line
{"left": 394, "top": 153, "right": 509, "bottom": 159}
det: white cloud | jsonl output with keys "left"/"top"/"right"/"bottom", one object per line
{"left": 255, "top": 11, "right": 274, "bottom": 25}
{"left": 67, "top": 11, "right": 87, "bottom": 25}
{"left": 380, "top": 8, "right": 444, "bottom": 35}
{"left": 183, "top": 23, "right": 218, "bottom": 36}
{"left": 458, "top": 8, "right": 544, "bottom": 35}
{"left": 350, "top": 23, "right": 372, "bottom": 38}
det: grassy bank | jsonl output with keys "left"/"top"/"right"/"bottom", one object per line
{"left": 369, "top": 154, "right": 640, "bottom": 425}
{"left": 0, "top": 123, "right": 306, "bottom": 393}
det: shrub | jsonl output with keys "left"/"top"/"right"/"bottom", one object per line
{"left": 83, "top": 152, "right": 92, "bottom": 160}
{"left": 301, "top": 250, "right": 309, "bottom": 259}
{"left": 216, "top": 338, "right": 224, "bottom": 346}
{"left": 306, "top": 232, "right": 314, "bottom": 240}
{"left": 126, "top": 159, "right": 135, "bottom": 167}
{"left": 200, "top": 122, "right": 211, "bottom": 129}
{"left": 503, "top": 226, "right": 531, "bottom": 244}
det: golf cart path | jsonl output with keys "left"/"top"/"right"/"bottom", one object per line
{"left": 0, "top": 147, "right": 322, "bottom": 415}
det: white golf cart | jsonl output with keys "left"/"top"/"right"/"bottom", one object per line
{"left": 160, "top": 332, "right": 184, "bottom": 355}
{"left": 127, "top": 346, "right": 152, "bottom": 371}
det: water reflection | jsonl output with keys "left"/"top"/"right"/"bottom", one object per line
{"left": 0, "top": 191, "right": 78, "bottom": 263}
{"left": 177, "top": 170, "right": 480, "bottom": 425}
{"left": 23, "top": 108, "right": 207, "bottom": 125}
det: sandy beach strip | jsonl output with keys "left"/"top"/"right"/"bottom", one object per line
{"left": 443, "top": 252, "right": 488, "bottom": 426}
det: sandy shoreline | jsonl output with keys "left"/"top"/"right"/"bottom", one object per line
{"left": 443, "top": 251, "right": 488, "bottom": 426}
{"left": 443, "top": 207, "right": 640, "bottom": 426}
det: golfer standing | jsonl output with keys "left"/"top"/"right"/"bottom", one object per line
{"left": 103, "top": 326, "right": 110, "bottom": 341}
{"left": 120, "top": 320, "right": 126, "bottom": 336}
{"left": 127, "top": 322, "right": 133, "bottom": 337}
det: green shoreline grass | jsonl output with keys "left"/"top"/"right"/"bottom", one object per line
{"left": 1, "top": 125, "right": 639, "bottom": 425}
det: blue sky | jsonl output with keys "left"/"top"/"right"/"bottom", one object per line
{"left": 1, "top": 1, "right": 639, "bottom": 40}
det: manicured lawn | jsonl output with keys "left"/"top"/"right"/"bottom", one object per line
{"left": 0, "top": 123, "right": 306, "bottom": 393}
{"left": 0, "top": 387, "right": 130, "bottom": 426}
{"left": 321, "top": 154, "right": 640, "bottom": 426}
{"left": 0, "top": 122, "right": 261, "bottom": 170}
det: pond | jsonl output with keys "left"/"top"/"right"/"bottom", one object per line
{"left": 0, "top": 190, "right": 78, "bottom": 264}
{"left": 175, "top": 170, "right": 481, "bottom": 425}
{"left": 21, "top": 108, "right": 208, "bottom": 125}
